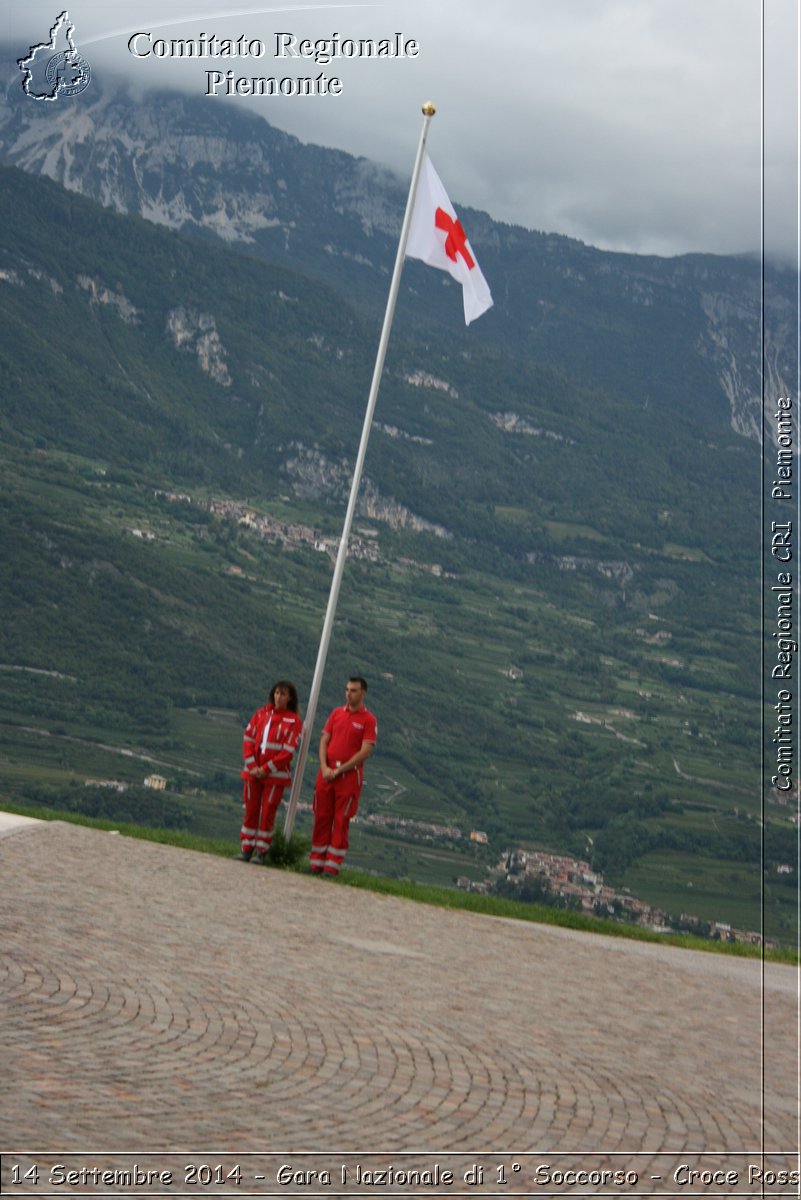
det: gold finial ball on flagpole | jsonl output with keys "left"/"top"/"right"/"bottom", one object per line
{"left": 422, "top": 101, "right": 436, "bottom": 117}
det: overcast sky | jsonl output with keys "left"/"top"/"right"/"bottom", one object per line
{"left": 7, "top": 0, "right": 799, "bottom": 262}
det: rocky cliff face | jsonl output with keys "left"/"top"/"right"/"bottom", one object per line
{"left": 166, "top": 308, "right": 232, "bottom": 387}
{"left": 0, "top": 72, "right": 404, "bottom": 250}
{"left": 281, "top": 444, "right": 450, "bottom": 537}
{"left": 0, "top": 62, "right": 793, "bottom": 447}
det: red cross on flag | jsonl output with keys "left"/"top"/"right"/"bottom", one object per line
{"left": 406, "top": 155, "right": 493, "bottom": 325}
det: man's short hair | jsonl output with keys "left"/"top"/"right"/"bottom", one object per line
{"left": 349, "top": 675, "right": 368, "bottom": 691}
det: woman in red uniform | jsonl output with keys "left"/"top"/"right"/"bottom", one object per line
{"left": 238, "top": 680, "right": 302, "bottom": 864}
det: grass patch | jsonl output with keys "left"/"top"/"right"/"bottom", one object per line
{"left": 494, "top": 505, "right": 530, "bottom": 524}
{"left": 545, "top": 519, "right": 608, "bottom": 543}
{"left": 265, "top": 825, "right": 308, "bottom": 868}
{"left": 661, "top": 543, "right": 712, "bottom": 562}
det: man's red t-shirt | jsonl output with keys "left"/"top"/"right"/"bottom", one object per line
{"left": 323, "top": 705, "right": 377, "bottom": 767}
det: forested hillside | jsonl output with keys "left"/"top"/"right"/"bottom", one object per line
{"left": 0, "top": 164, "right": 791, "bottom": 941}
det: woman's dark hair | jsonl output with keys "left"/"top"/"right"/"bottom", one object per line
{"left": 270, "top": 680, "right": 299, "bottom": 712}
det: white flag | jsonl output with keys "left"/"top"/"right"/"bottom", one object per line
{"left": 406, "top": 155, "right": 493, "bottom": 325}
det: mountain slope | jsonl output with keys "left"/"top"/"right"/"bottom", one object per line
{"left": 0, "top": 63, "right": 794, "bottom": 444}
{"left": 0, "top": 157, "right": 790, "bottom": 936}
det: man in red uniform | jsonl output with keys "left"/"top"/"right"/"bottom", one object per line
{"left": 238, "top": 680, "right": 303, "bottom": 864}
{"left": 310, "top": 676, "right": 377, "bottom": 876}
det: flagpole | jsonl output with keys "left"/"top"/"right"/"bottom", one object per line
{"left": 283, "top": 101, "right": 437, "bottom": 839}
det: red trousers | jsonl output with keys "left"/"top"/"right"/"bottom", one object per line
{"left": 240, "top": 778, "right": 286, "bottom": 854}
{"left": 310, "top": 773, "right": 360, "bottom": 875}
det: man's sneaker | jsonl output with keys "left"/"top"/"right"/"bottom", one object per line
{"left": 251, "top": 851, "right": 265, "bottom": 866}
{"left": 236, "top": 849, "right": 252, "bottom": 862}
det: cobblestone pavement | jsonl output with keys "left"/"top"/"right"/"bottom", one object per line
{"left": 1, "top": 819, "right": 797, "bottom": 1194}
